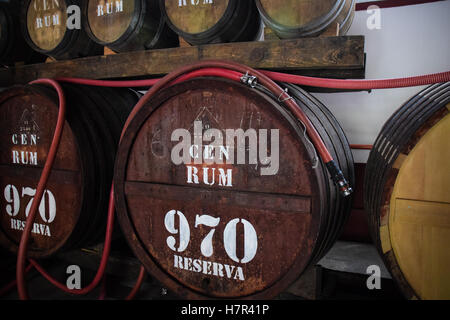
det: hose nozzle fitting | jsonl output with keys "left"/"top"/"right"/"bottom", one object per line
{"left": 326, "top": 161, "right": 353, "bottom": 197}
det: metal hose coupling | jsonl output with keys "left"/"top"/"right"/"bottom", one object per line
{"left": 240, "top": 72, "right": 258, "bottom": 88}
{"left": 326, "top": 161, "right": 353, "bottom": 197}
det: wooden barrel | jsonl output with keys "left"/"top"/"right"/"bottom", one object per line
{"left": 114, "top": 78, "right": 354, "bottom": 299}
{"left": 83, "top": 0, "right": 179, "bottom": 53}
{"left": 0, "top": 2, "right": 45, "bottom": 66}
{"left": 0, "top": 83, "right": 139, "bottom": 258}
{"left": 365, "top": 82, "right": 450, "bottom": 300}
{"left": 21, "top": 0, "right": 103, "bottom": 60}
{"left": 160, "top": 0, "right": 261, "bottom": 45}
{"left": 255, "top": 0, "right": 356, "bottom": 38}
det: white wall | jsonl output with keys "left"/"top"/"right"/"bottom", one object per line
{"left": 313, "top": 1, "right": 450, "bottom": 163}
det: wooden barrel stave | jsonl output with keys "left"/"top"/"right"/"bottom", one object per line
{"left": 62, "top": 85, "right": 118, "bottom": 247}
{"left": 284, "top": 83, "right": 354, "bottom": 261}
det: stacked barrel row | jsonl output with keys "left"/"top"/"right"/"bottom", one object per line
{"left": 2, "top": 78, "right": 448, "bottom": 300}
{"left": 0, "top": 0, "right": 355, "bottom": 64}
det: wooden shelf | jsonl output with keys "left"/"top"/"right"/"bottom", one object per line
{"left": 0, "top": 36, "right": 365, "bottom": 86}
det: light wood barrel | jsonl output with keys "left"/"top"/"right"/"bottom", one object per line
{"left": 256, "top": 0, "right": 356, "bottom": 38}
{"left": 160, "top": 0, "right": 261, "bottom": 45}
{"left": 22, "top": 0, "right": 103, "bottom": 60}
{"left": 83, "top": 0, "right": 179, "bottom": 53}
{"left": 365, "top": 82, "right": 450, "bottom": 300}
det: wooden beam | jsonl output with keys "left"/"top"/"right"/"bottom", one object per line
{"left": 0, "top": 36, "right": 365, "bottom": 86}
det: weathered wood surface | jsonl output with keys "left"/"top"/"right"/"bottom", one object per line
{"left": 0, "top": 36, "right": 365, "bottom": 86}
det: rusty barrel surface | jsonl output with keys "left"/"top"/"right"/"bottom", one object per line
{"left": 21, "top": 0, "right": 103, "bottom": 60}
{"left": 83, "top": 0, "right": 179, "bottom": 53}
{"left": 0, "top": 84, "right": 139, "bottom": 258}
{"left": 364, "top": 82, "right": 450, "bottom": 300}
{"left": 255, "top": 0, "right": 355, "bottom": 38}
{"left": 160, "top": 0, "right": 261, "bottom": 45}
{"left": 114, "top": 78, "right": 354, "bottom": 299}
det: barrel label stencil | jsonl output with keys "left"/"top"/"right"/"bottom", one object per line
{"left": 114, "top": 78, "right": 354, "bottom": 299}
{"left": 88, "top": 0, "right": 134, "bottom": 44}
{"left": 3, "top": 106, "right": 56, "bottom": 238}
{"left": 168, "top": 210, "right": 258, "bottom": 282}
{"left": 10, "top": 106, "right": 41, "bottom": 166}
{"left": 27, "top": 0, "right": 67, "bottom": 51}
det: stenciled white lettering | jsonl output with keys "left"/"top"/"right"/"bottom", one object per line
{"left": 174, "top": 254, "right": 245, "bottom": 281}
{"left": 97, "top": 0, "right": 124, "bottom": 16}
{"left": 10, "top": 218, "right": 51, "bottom": 237}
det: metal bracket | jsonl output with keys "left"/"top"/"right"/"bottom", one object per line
{"left": 278, "top": 88, "right": 294, "bottom": 103}
{"left": 240, "top": 72, "right": 258, "bottom": 88}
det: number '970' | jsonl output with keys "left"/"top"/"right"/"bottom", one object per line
{"left": 164, "top": 210, "right": 258, "bottom": 264}
{"left": 3, "top": 184, "right": 56, "bottom": 223}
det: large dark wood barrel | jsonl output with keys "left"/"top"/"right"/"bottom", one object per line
{"left": 256, "top": 0, "right": 356, "bottom": 38}
{"left": 21, "top": 0, "right": 103, "bottom": 60}
{"left": 160, "top": 0, "right": 261, "bottom": 45}
{"left": 0, "top": 2, "right": 45, "bottom": 66}
{"left": 365, "top": 82, "right": 450, "bottom": 300}
{"left": 114, "top": 78, "right": 354, "bottom": 299}
{"left": 0, "top": 83, "right": 139, "bottom": 258}
{"left": 83, "top": 0, "right": 179, "bottom": 53}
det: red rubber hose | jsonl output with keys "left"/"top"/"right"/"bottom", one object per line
{"left": 261, "top": 70, "right": 450, "bottom": 90}
{"left": 125, "top": 266, "right": 146, "bottom": 301}
{"left": 55, "top": 77, "right": 160, "bottom": 88}
{"left": 56, "top": 70, "right": 450, "bottom": 90}
{"left": 0, "top": 264, "right": 33, "bottom": 297}
{"left": 97, "top": 265, "right": 146, "bottom": 300}
{"left": 98, "top": 276, "right": 107, "bottom": 300}
{"left": 16, "top": 79, "right": 66, "bottom": 300}
{"left": 26, "top": 186, "right": 115, "bottom": 295}
{"left": 350, "top": 144, "right": 373, "bottom": 150}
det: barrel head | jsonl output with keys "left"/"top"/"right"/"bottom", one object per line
{"left": 87, "top": 0, "right": 136, "bottom": 44}
{"left": 114, "top": 78, "right": 325, "bottom": 299}
{"left": 0, "top": 86, "right": 83, "bottom": 258}
{"left": 26, "top": 0, "right": 68, "bottom": 51}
